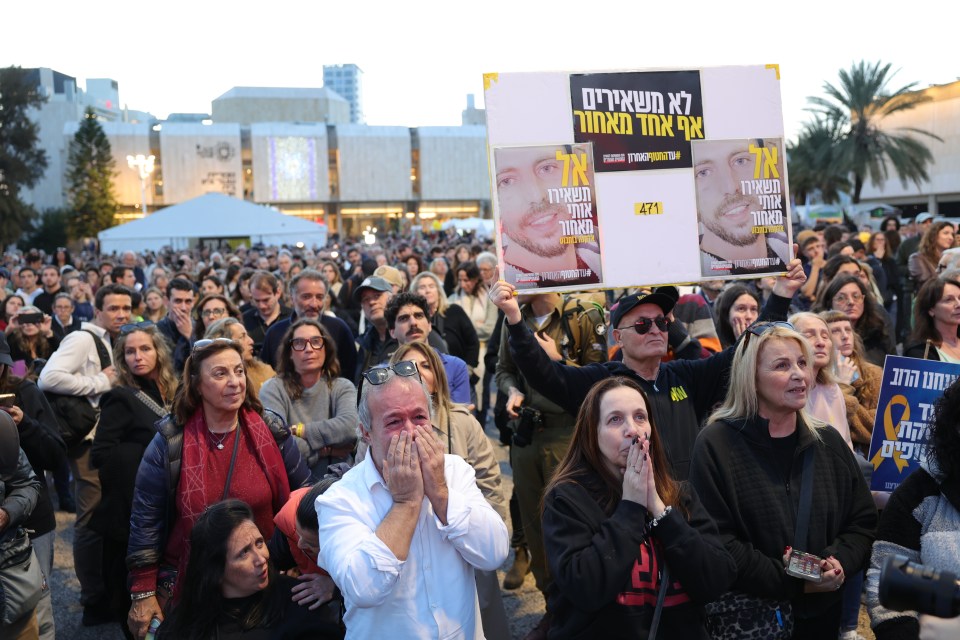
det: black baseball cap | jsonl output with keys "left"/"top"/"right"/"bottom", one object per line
{"left": 610, "top": 287, "right": 679, "bottom": 328}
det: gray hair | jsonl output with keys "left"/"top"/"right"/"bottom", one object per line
{"left": 357, "top": 370, "right": 435, "bottom": 438}
{"left": 475, "top": 251, "right": 497, "bottom": 269}
{"left": 204, "top": 316, "right": 242, "bottom": 339}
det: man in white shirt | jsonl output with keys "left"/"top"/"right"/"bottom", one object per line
{"left": 317, "top": 363, "right": 509, "bottom": 639}
{"left": 38, "top": 283, "right": 130, "bottom": 625}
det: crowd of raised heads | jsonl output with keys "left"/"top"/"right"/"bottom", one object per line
{"left": 1, "top": 213, "right": 960, "bottom": 640}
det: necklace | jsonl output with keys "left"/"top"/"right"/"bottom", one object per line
{"left": 208, "top": 420, "right": 239, "bottom": 450}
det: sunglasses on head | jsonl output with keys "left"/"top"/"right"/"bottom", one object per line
{"left": 192, "top": 337, "right": 235, "bottom": 353}
{"left": 120, "top": 320, "right": 155, "bottom": 335}
{"left": 362, "top": 360, "right": 420, "bottom": 386}
{"left": 619, "top": 316, "right": 669, "bottom": 335}
{"left": 742, "top": 321, "right": 795, "bottom": 347}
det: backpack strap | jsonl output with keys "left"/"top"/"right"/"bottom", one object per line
{"left": 81, "top": 329, "right": 112, "bottom": 370}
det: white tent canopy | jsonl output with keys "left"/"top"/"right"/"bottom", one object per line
{"left": 441, "top": 217, "right": 494, "bottom": 238}
{"left": 98, "top": 193, "right": 328, "bottom": 254}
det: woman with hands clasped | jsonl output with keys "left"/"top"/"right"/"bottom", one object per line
{"left": 541, "top": 376, "right": 735, "bottom": 639}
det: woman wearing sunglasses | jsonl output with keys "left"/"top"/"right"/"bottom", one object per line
{"left": 89, "top": 321, "right": 177, "bottom": 635}
{"left": 259, "top": 319, "right": 358, "bottom": 478}
{"left": 689, "top": 322, "right": 876, "bottom": 638}
{"left": 542, "top": 376, "right": 735, "bottom": 638}
{"left": 125, "top": 337, "right": 310, "bottom": 639}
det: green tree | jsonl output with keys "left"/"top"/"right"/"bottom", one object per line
{"left": 0, "top": 66, "right": 47, "bottom": 246}
{"left": 808, "top": 60, "right": 940, "bottom": 203}
{"left": 22, "top": 208, "right": 69, "bottom": 253}
{"left": 66, "top": 107, "right": 118, "bottom": 239}
{"left": 787, "top": 117, "right": 850, "bottom": 204}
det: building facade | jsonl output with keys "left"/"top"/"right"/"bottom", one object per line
{"left": 25, "top": 70, "right": 490, "bottom": 238}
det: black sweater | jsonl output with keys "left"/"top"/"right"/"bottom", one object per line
{"left": 89, "top": 379, "right": 167, "bottom": 542}
{"left": 10, "top": 379, "right": 67, "bottom": 538}
{"left": 688, "top": 415, "right": 877, "bottom": 619}
{"left": 543, "top": 470, "right": 735, "bottom": 639}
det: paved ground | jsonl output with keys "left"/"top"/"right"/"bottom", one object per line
{"left": 46, "top": 430, "right": 874, "bottom": 639}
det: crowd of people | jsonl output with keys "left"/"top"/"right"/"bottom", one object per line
{"left": 0, "top": 214, "right": 959, "bottom": 639}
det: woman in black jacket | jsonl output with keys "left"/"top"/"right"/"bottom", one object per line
{"left": 542, "top": 376, "right": 735, "bottom": 639}
{"left": 90, "top": 321, "right": 178, "bottom": 637}
{"left": 689, "top": 322, "right": 877, "bottom": 638}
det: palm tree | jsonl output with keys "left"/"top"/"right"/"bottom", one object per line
{"left": 787, "top": 117, "right": 850, "bottom": 204}
{"left": 807, "top": 60, "right": 941, "bottom": 203}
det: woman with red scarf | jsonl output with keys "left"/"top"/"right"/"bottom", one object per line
{"left": 124, "top": 338, "right": 310, "bottom": 639}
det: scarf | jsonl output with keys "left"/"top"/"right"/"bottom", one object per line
{"left": 175, "top": 405, "right": 290, "bottom": 594}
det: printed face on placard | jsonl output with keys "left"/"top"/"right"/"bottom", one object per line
{"left": 495, "top": 145, "right": 570, "bottom": 258}
{"left": 694, "top": 139, "right": 764, "bottom": 247}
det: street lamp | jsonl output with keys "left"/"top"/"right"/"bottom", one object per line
{"left": 126, "top": 153, "right": 155, "bottom": 215}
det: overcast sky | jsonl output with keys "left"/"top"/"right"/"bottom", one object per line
{"left": 3, "top": 0, "right": 954, "bottom": 142}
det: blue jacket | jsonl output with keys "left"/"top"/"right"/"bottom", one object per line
{"left": 126, "top": 409, "right": 310, "bottom": 571}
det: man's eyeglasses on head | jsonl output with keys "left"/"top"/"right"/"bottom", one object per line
{"left": 362, "top": 361, "right": 420, "bottom": 386}
{"left": 291, "top": 336, "right": 325, "bottom": 352}
{"left": 192, "top": 337, "right": 235, "bottom": 353}
{"left": 120, "top": 320, "right": 155, "bottom": 335}
{"left": 619, "top": 316, "right": 669, "bottom": 335}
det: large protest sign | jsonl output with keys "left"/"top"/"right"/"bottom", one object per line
{"left": 484, "top": 65, "right": 792, "bottom": 292}
{"left": 868, "top": 355, "right": 960, "bottom": 492}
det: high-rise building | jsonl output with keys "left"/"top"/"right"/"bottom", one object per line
{"left": 322, "top": 64, "right": 364, "bottom": 124}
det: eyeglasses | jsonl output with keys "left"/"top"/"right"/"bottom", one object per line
{"left": 192, "top": 337, "right": 235, "bottom": 353}
{"left": 619, "top": 316, "right": 669, "bottom": 335}
{"left": 120, "top": 320, "right": 155, "bottom": 335}
{"left": 362, "top": 360, "right": 420, "bottom": 386}
{"left": 291, "top": 336, "right": 325, "bottom": 351}
{"left": 742, "top": 321, "right": 796, "bottom": 348}
{"left": 833, "top": 293, "right": 864, "bottom": 305}
{"left": 201, "top": 307, "right": 228, "bottom": 319}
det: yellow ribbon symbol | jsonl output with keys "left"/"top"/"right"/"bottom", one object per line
{"left": 871, "top": 394, "right": 910, "bottom": 473}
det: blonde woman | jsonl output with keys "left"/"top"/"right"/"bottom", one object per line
{"left": 91, "top": 321, "right": 178, "bottom": 631}
{"left": 689, "top": 322, "right": 876, "bottom": 638}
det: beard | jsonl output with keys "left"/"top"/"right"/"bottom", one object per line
{"left": 506, "top": 201, "right": 568, "bottom": 258}
{"left": 702, "top": 194, "right": 761, "bottom": 247}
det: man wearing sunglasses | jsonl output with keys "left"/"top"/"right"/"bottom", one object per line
{"left": 317, "top": 363, "right": 508, "bottom": 639}
{"left": 38, "top": 283, "right": 132, "bottom": 626}
{"left": 490, "top": 256, "right": 805, "bottom": 483}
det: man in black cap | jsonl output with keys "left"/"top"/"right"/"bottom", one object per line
{"left": 489, "top": 256, "right": 804, "bottom": 481}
